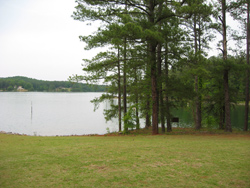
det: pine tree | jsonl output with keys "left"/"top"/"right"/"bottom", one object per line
{"left": 211, "top": 0, "right": 232, "bottom": 132}
{"left": 72, "top": 0, "right": 209, "bottom": 134}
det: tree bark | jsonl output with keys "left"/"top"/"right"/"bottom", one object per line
{"left": 148, "top": 0, "right": 158, "bottom": 135}
{"left": 244, "top": 0, "right": 250, "bottom": 131}
{"left": 145, "top": 98, "right": 151, "bottom": 129}
{"left": 123, "top": 37, "right": 127, "bottom": 132}
{"left": 151, "top": 42, "right": 158, "bottom": 135}
{"left": 224, "top": 70, "right": 232, "bottom": 132}
{"left": 117, "top": 46, "right": 122, "bottom": 132}
{"left": 145, "top": 44, "right": 151, "bottom": 129}
{"left": 123, "top": 0, "right": 128, "bottom": 132}
{"left": 134, "top": 67, "right": 140, "bottom": 130}
{"left": 165, "top": 43, "right": 172, "bottom": 132}
{"left": 219, "top": 105, "right": 225, "bottom": 129}
{"left": 222, "top": 0, "right": 232, "bottom": 132}
{"left": 194, "top": 14, "right": 202, "bottom": 130}
{"left": 157, "top": 2, "right": 165, "bottom": 133}
{"left": 158, "top": 44, "right": 165, "bottom": 133}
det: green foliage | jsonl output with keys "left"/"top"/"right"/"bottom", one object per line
{"left": 122, "top": 105, "right": 137, "bottom": 133}
{"left": 201, "top": 55, "right": 247, "bottom": 129}
{"left": 7, "top": 86, "right": 13, "bottom": 91}
{"left": 202, "top": 115, "right": 219, "bottom": 129}
{"left": 106, "top": 127, "right": 110, "bottom": 134}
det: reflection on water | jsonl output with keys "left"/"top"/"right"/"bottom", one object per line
{"left": 171, "top": 108, "right": 194, "bottom": 128}
{"left": 171, "top": 105, "right": 246, "bottom": 130}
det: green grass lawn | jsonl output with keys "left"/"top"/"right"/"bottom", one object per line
{"left": 0, "top": 132, "right": 250, "bottom": 188}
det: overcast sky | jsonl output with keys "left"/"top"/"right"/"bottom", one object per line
{"left": 0, "top": 1, "right": 241, "bottom": 81}
{"left": 0, "top": 0, "right": 99, "bottom": 81}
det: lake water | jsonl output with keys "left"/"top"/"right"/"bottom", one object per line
{"left": 0, "top": 92, "right": 118, "bottom": 136}
{"left": 171, "top": 105, "right": 246, "bottom": 130}
{"left": 0, "top": 92, "right": 246, "bottom": 136}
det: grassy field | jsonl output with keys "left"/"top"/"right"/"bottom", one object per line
{"left": 0, "top": 131, "right": 250, "bottom": 187}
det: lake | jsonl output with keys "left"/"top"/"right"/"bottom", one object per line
{"left": 0, "top": 92, "right": 119, "bottom": 136}
{"left": 171, "top": 104, "right": 246, "bottom": 130}
{"left": 0, "top": 92, "right": 246, "bottom": 136}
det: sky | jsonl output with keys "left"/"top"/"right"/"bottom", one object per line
{"left": 0, "top": 1, "right": 241, "bottom": 81}
{"left": 0, "top": 0, "right": 99, "bottom": 81}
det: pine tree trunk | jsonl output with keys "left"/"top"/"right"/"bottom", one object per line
{"left": 219, "top": 82, "right": 225, "bottom": 129}
{"left": 145, "top": 44, "right": 151, "bottom": 129}
{"left": 151, "top": 42, "right": 158, "bottom": 135}
{"left": 157, "top": 43, "right": 165, "bottom": 133}
{"left": 136, "top": 105, "right": 140, "bottom": 130}
{"left": 194, "top": 15, "right": 202, "bottom": 130}
{"left": 117, "top": 46, "right": 122, "bottom": 132}
{"left": 224, "top": 70, "right": 232, "bottom": 132}
{"left": 159, "top": 88, "right": 165, "bottom": 133}
{"left": 166, "top": 100, "right": 172, "bottom": 132}
{"left": 222, "top": 0, "right": 232, "bottom": 132}
{"left": 123, "top": 1, "right": 128, "bottom": 132}
{"left": 157, "top": 2, "right": 165, "bottom": 133}
{"left": 165, "top": 43, "right": 172, "bottom": 132}
{"left": 244, "top": 0, "right": 250, "bottom": 131}
{"left": 195, "top": 76, "right": 201, "bottom": 130}
{"left": 123, "top": 37, "right": 128, "bottom": 132}
{"left": 149, "top": 0, "right": 158, "bottom": 135}
{"left": 198, "top": 17, "right": 202, "bottom": 129}
{"left": 195, "top": 77, "right": 202, "bottom": 130}
{"left": 134, "top": 67, "right": 140, "bottom": 130}
{"left": 145, "top": 98, "right": 151, "bottom": 129}
{"left": 219, "top": 106, "right": 225, "bottom": 129}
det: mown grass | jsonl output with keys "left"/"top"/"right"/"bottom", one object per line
{"left": 0, "top": 131, "right": 250, "bottom": 188}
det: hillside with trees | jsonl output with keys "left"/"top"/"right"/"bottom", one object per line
{"left": 0, "top": 76, "right": 106, "bottom": 92}
{"left": 71, "top": 0, "right": 249, "bottom": 133}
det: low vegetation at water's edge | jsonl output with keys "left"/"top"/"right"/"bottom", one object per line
{"left": 0, "top": 133, "right": 249, "bottom": 187}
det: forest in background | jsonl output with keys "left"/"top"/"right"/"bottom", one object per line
{"left": 0, "top": 76, "right": 106, "bottom": 92}
{"left": 71, "top": 0, "right": 250, "bottom": 133}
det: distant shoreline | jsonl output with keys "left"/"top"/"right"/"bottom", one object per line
{"left": 0, "top": 76, "right": 107, "bottom": 92}
{"left": 0, "top": 91, "right": 105, "bottom": 93}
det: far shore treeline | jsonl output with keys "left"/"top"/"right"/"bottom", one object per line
{"left": 0, "top": 76, "right": 106, "bottom": 92}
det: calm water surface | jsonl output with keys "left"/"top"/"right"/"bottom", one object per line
{"left": 171, "top": 105, "right": 246, "bottom": 130}
{"left": 0, "top": 92, "right": 118, "bottom": 136}
{"left": 0, "top": 92, "right": 246, "bottom": 136}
